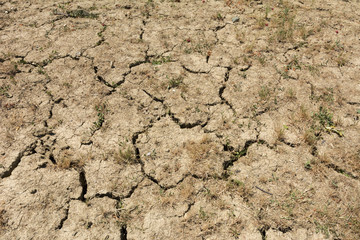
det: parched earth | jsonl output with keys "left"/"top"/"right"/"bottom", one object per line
{"left": 0, "top": 0, "right": 359, "bottom": 239}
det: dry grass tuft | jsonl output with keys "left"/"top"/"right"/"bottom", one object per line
{"left": 115, "top": 146, "right": 137, "bottom": 165}
{"left": 186, "top": 135, "right": 217, "bottom": 162}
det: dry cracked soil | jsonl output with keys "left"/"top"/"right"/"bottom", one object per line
{"left": 0, "top": 0, "right": 360, "bottom": 239}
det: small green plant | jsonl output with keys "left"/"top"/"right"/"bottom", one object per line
{"left": 168, "top": 76, "right": 183, "bottom": 89}
{"left": 273, "top": 5, "right": 295, "bottom": 43}
{"left": 336, "top": 54, "right": 347, "bottom": 67}
{"left": 117, "top": 146, "right": 137, "bottom": 164}
{"left": 213, "top": 13, "right": 224, "bottom": 21}
{"left": 232, "top": 179, "right": 245, "bottom": 187}
{"left": 45, "top": 90, "right": 53, "bottom": 97}
{"left": 265, "top": 5, "right": 271, "bottom": 20}
{"left": 66, "top": 9, "right": 98, "bottom": 19}
{"left": 18, "top": 59, "right": 27, "bottom": 65}
{"left": 304, "top": 160, "right": 312, "bottom": 170}
{"left": 313, "top": 106, "right": 333, "bottom": 127}
{"left": 306, "top": 64, "right": 319, "bottom": 76}
{"left": 314, "top": 220, "right": 330, "bottom": 238}
{"left": 256, "top": 53, "right": 266, "bottom": 66}
{"left": 199, "top": 207, "right": 208, "bottom": 220}
{"left": 321, "top": 88, "right": 334, "bottom": 103}
{"left": 274, "top": 65, "right": 291, "bottom": 79}
{"left": 258, "top": 85, "right": 271, "bottom": 101}
{"left": 0, "top": 85, "right": 10, "bottom": 97}
{"left": 89, "top": 3, "right": 97, "bottom": 11}
{"left": 286, "top": 56, "right": 301, "bottom": 70}
{"left": 286, "top": 88, "right": 296, "bottom": 100}
{"left": 90, "top": 103, "right": 107, "bottom": 134}
{"left": 151, "top": 56, "right": 171, "bottom": 65}
{"left": 116, "top": 137, "right": 137, "bottom": 164}
{"left": 38, "top": 67, "right": 46, "bottom": 75}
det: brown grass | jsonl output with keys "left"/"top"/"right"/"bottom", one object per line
{"left": 115, "top": 146, "right": 137, "bottom": 165}
{"left": 185, "top": 135, "right": 217, "bottom": 162}
{"left": 0, "top": 208, "right": 7, "bottom": 232}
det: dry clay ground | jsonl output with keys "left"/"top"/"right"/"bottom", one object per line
{"left": 0, "top": 0, "right": 360, "bottom": 239}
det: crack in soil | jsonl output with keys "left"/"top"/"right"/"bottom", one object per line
{"left": 120, "top": 224, "right": 128, "bottom": 240}
{"left": 49, "top": 153, "right": 57, "bottom": 164}
{"left": 279, "top": 139, "right": 299, "bottom": 148}
{"left": 0, "top": 142, "right": 37, "bottom": 179}
{"left": 218, "top": 67, "right": 236, "bottom": 113}
{"left": 89, "top": 176, "right": 144, "bottom": 201}
{"left": 78, "top": 170, "right": 88, "bottom": 201}
{"left": 93, "top": 192, "right": 121, "bottom": 201}
{"left": 55, "top": 202, "right": 70, "bottom": 230}
{"left": 93, "top": 47, "right": 152, "bottom": 89}
{"left": 326, "top": 163, "right": 359, "bottom": 180}
{"left": 131, "top": 121, "right": 203, "bottom": 190}
{"left": 278, "top": 226, "right": 292, "bottom": 233}
{"left": 142, "top": 89, "right": 164, "bottom": 103}
{"left": 1, "top": 2, "right": 359, "bottom": 239}
{"left": 179, "top": 201, "right": 195, "bottom": 218}
{"left": 222, "top": 140, "right": 257, "bottom": 172}
{"left": 182, "top": 65, "right": 210, "bottom": 74}
{"left": 259, "top": 225, "right": 270, "bottom": 240}
{"left": 35, "top": 162, "right": 48, "bottom": 170}
{"left": 169, "top": 111, "right": 208, "bottom": 129}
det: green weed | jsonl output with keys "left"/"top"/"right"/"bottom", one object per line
{"left": 66, "top": 9, "right": 98, "bottom": 19}
{"left": 151, "top": 56, "right": 171, "bottom": 65}
{"left": 0, "top": 85, "right": 10, "bottom": 97}
{"left": 258, "top": 85, "right": 271, "bottom": 101}
{"left": 168, "top": 76, "right": 183, "bottom": 89}
{"left": 90, "top": 103, "right": 107, "bottom": 133}
{"left": 313, "top": 106, "right": 333, "bottom": 127}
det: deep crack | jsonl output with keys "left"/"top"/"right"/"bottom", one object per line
{"left": 219, "top": 85, "right": 235, "bottom": 113}
{"left": 326, "top": 163, "right": 358, "bottom": 180}
{"left": 222, "top": 140, "right": 257, "bottom": 171}
{"left": 179, "top": 201, "right": 195, "bottom": 217}
{"left": 278, "top": 226, "right": 292, "bottom": 233}
{"left": 259, "top": 225, "right": 269, "bottom": 240}
{"left": 169, "top": 112, "right": 208, "bottom": 129}
{"left": 0, "top": 142, "right": 36, "bottom": 179}
{"left": 79, "top": 170, "right": 88, "bottom": 201}
{"left": 120, "top": 224, "right": 128, "bottom": 240}
{"left": 142, "top": 89, "right": 164, "bottom": 103}
{"left": 55, "top": 205, "right": 69, "bottom": 230}
{"left": 94, "top": 192, "right": 121, "bottom": 201}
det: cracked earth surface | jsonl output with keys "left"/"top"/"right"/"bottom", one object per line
{"left": 1, "top": 0, "right": 360, "bottom": 239}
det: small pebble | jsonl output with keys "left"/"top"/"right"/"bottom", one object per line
{"left": 232, "top": 17, "right": 240, "bottom": 23}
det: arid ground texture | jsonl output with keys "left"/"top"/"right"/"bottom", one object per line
{"left": 0, "top": 0, "right": 360, "bottom": 239}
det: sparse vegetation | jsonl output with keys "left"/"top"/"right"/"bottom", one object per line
{"left": 258, "top": 85, "right": 271, "bottom": 101}
{"left": 115, "top": 138, "right": 137, "bottom": 164}
{"left": 167, "top": 76, "right": 183, "bottom": 89}
{"left": 151, "top": 55, "right": 171, "bottom": 65}
{"left": 186, "top": 135, "right": 218, "bottom": 162}
{"left": 116, "top": 146, "right": 137, "bottom": 164}
{"left": 66, "top": 9, "right": 98, "bottom": 19}
{"left": 0, "top": 85, "right": 10, "bottom": 98}
{"left": 285, "top": 88, "right": 296, "bottom": 100}
{"left": 0, "top": 209, "right": 7, "bottom": 231}
{"left": 1, "top": 1, "right": 359, "bottom": 239}
{"left": 227, "top": 179, "right": 252, "bottom": 201}
{"left": 313, "top": 106, "right": 333, "bottom": 128}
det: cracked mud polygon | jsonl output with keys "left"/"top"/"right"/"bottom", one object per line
{"left": 1, "top": 0, "right": 360, "bottom": 239}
